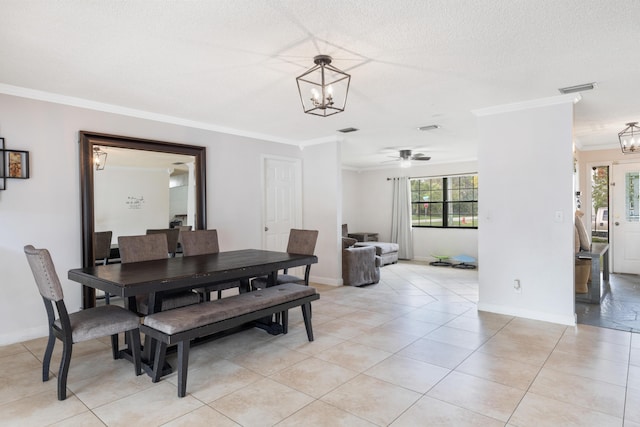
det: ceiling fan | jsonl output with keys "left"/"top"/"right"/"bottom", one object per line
{"left": 388, "top": 149, "right": 431, "bottom": 168}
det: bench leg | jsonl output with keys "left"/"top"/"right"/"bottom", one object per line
{"left": 281, "top": 310, "right": 288, "bottom": 334}
{"left": 177, "top": 340, "right": 190, "bottom": 398}
{"left": 152, "top": 342, "right": 167, "bottom": 383}
{"left": 128, "top": 329, "right": 142, "bottom": 376}
{"left": 301, "top": 303, "right": 314, "bottom": 341}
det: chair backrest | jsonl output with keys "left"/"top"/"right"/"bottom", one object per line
{"left": 118, "top": 234, "right": 168, "bottom": 264}
{"left": 176, "top": 225, "right": 193, "bottom": 245}
{"left": 181, "top": 229, "right": 220, "bottom": 257}
{"left": 146, "top": 228, "right": 180, "bottom": 255}
{"left": 342, "top": 224, "right": 348, "bottom": 237}
{"left": 94, "top": 231, "right": 112, "bottom": 264}
{"left": 24, "top": 245, "right": 64, "bottom": 302}
{"left": 287, "top": 229, "right": 319, "bottom": 255}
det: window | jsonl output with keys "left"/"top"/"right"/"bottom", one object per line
{"left": 411, "top": 174, "right": 478, "bottom": 228}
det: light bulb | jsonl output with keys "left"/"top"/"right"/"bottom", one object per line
{"left": 327, "top": 85, "right": 334, "bottom": 97}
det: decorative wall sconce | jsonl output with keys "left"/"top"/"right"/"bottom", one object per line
{"left": 0, "top": 137, "right": 30, "bottom": 190}
{"left": 93, "top": 146, "right": 107, "bottom": 170}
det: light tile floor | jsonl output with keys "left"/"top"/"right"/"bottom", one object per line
{"left": 2, "top": 261, "right": 640, "bottom": 426}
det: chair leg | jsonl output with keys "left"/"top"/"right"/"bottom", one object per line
{"left": 177, "top": 340, "right": 190, "bottom": 398}
{"left": 42, "top": 330, "right": 56, "bottom": 382}
{"left": 301, "top": 303, "right": 314, "bottom": 342}
{"left": 57, "top": 339, "right": 73, "bottom": 400}
{"left": 110, "top": 334, "right": 119, "bottom": 359}
{"left": 128, "top": 329, "right": 142, "bottom": 376}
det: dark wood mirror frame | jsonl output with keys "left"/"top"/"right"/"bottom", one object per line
{"left": 79, "top": 131, "right": 207, "bottom": 308}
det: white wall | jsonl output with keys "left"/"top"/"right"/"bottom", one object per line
{"left": 475, "top": 96, "right": 576, "bottom": 325}
{"left": 303, "top": 142, "right": 342, "bottom": 285}
{"left": 341, "top": 161, "right": 479, "bottom": 262}
{"left": 95, "top": 166, "right": 171, "bottom": 241}
{"left": 0, "top": 93, "right": 342, "bottom": 345}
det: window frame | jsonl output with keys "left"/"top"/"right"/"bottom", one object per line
{"left": 410, "top": 174, "right": 478, "bottom": 229}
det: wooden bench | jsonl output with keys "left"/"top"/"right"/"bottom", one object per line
{"left": 139, "top": 283, "right": 319, "bottom": 397}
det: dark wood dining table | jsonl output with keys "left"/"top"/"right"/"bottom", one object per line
{"left": 70, "top": 249, "right": 317, "bottom": 307}
{"left": 68, "top": 249, "right": 318, "bottom": 373}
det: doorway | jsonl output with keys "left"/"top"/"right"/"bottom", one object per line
{"left": 575, "top": 161, "right": 640, "bottom": 332}
{"left": 261, "top": 155, "right": 302, "bottom": 252}
{"left": 612, "top": 162, "right": 640, "bottom": 274}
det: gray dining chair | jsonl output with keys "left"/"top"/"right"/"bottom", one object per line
{"left": 251, "top": 229, "right": 319, "bottom": 290}
{"left": 175, "top": 225, "right": 192, "bottom": 252}
{"left": 146, "top": 228, "right": 180, "bottom": 257}
{"left": 94, "top": 230, "right": 113, "bottom": 303}
{"left": 24, "top": 245, "right": 141, "bottom": 401}
{"left": 181, "top": 229, "right": 241, "bottom": 300}
{"left": 118, "top": 234, "right": 200, "bottom": 315}
{"left": 94, "top": 231, "right": 112, "bottom": 266}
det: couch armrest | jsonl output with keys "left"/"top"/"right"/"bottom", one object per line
{"left": 342, "top": 237, "right": 358, "bottom": 249}
{"left": 342, "top": 245, "right": 381, "bottom": 286}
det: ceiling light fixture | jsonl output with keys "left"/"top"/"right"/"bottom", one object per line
{"left": 93, "top": 146, "right": 107, "bottom": 170}
{"left": 619, "top": 122, "right": 640, "bottom": 154}
{"left": 399, "top": 150, "right": 412, "bottom": 168}
{"left": 296, "top": 55, "right": 351, "bottom": 117}
{"left": 558, "top": 82, "right": 597, "bottom": 94}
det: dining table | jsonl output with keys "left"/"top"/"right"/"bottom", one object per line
{"left": 68, "top": 248, "right": 318, "bottom": 374}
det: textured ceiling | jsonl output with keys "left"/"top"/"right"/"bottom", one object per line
{"left": 1, "top": 0, "right": 639, "bottom": 169}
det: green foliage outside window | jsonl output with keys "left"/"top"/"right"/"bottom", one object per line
{"left": 410, "top": 175, "right": 478, "bottom": 228}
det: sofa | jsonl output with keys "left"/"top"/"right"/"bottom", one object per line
{"left": 342, "top": 237, "right": 381, "bottom": 286}
{"left": 341, "top": 224, "right": 399, "bottom": 266}
{"left": 354, "top": 241, "right": 399, "bottom": 266}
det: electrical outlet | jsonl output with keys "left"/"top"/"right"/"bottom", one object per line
{"left": 513, "top": 279, "right": 522, "bottom": 294}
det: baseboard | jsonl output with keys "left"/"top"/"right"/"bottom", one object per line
{"left": 309, "top": 275, "right": 342, "bottom": 286}
{"left": 477, "top": 302, "right": 576, "bottom": 326}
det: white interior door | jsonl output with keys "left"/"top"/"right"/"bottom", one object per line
{"left": 263, "top": 156, "right": 302, "bottom": 253}
{"left": 612, "top": 162, "right": 640, "bottom": 274}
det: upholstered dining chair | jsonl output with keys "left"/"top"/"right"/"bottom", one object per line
{"left": 94, "top": 231, "right": 112, "bottom": 266}
{"left": 251, "top": 229, "right": 319, "bottom": 290}
{"left": 181, "top": 229, "right": 241, "bottom": 300}
{"left": 175, "top": 225, "right": 192, "bottom": 252}
{"left": 24, "top": 245, "right": 141, "bottom": 401}
{"left": 118, "top": 234, "right": 200, "bottom": 315}
{"left": 146, "top": 228, "right": 180, "bottom": 257}
{"left": 94, "top": 231, "right": 113, "bottom": 303}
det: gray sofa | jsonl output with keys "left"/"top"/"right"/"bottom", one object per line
{"left": 341, "top": 224, "right": 399, "bottom": 266}
{"left": 342, "top": 237, "right": 381, "bottom": 286}
{"left": 354, "top": 241, "right": 399, "bottom": 266}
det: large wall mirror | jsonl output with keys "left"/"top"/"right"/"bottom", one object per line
{"left": 79, "top": 131, "right": 207, "bottom": 308}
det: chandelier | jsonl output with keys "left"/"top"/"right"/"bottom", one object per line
{"left": 93, "top": 146, "right": 107, "bottom": 170}
{"left": 619, "top": 122, "right": 640, "bottom": 154}
{"left": 296, "top": 55, "right": 351, "bottom": 117}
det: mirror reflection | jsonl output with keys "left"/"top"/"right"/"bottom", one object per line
{"left": 79, "top": 132, "right": 207, "bottom": 308}
{"left": 93, "top": 145, "right": 197, "bottom": 245}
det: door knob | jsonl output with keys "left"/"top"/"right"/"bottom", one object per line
{"left": 615, "top": 222, "right": 620, "bottom": 226}
{"left": 264, "top": 227, "right": 269, "bottom": 231}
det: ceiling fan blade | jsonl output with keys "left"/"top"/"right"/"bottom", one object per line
{"left": 412, "top": 155, "right": 431, "bottom": 161}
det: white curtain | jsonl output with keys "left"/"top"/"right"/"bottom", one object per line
{"left": 390, "top": 177, "right": 413, "bottom": 259}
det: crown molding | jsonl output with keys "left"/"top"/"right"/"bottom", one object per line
{"left": 0, "top": 83, "right": 297, "bottom": 145}
{"left": 472, "top": 93, "right": 582, "bottom": 117}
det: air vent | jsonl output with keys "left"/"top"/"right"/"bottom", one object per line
{"left": 418, "top": 125, "right": 440, "bottom": 131}
{"left": 338, "top": 127, "right": 359, "bottom": 133}
{"left": 558, "top": 82, "right": 597, "bottom": 94}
